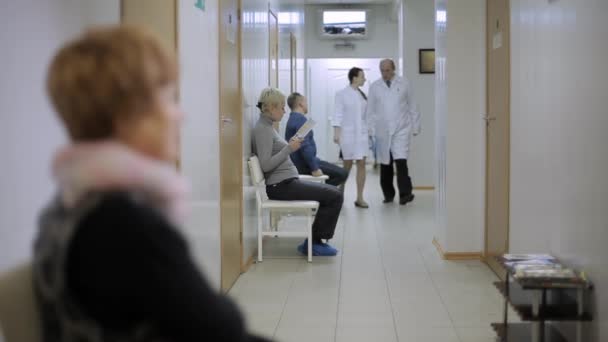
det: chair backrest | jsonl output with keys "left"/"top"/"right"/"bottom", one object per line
{"left": 248, "top": 155, "right": 264, "bottom": 186}
{"left": 248, "top": 155, "right": 268, "bottom": 207}
{"left": 0, "top": 263, "right": 41, "bottom": 342}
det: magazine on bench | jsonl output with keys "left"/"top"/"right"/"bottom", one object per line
{"left": 503, "top": 254, "right": 556, "bottom": 261}
{"left": 501, "top": 253, "right": 587, "bottom": 286}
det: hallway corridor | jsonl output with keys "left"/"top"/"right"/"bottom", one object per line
{"left": 229, "top": 170, "right": 514, "bottom": 342}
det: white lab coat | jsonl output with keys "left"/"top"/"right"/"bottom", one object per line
{"left": 366, "top": 75, "right": 421, "bottom": 164}
{"left": 332, "top": 86, "right": 368, "bottom": 160}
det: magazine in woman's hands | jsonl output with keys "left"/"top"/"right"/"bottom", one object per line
{"left": 295, "top": 118, "right": 316, "bottom": 139}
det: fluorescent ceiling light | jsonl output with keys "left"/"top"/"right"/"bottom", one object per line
{"left": 436, "top": 10, "right": 447, "bottom": 23}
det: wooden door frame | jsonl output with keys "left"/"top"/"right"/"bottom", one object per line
{"left": 218, "top": 0, "right": 244, "bottom": 291}
{"left": 290, "top": 32, "right": 297, "bottom": 93}
{"left": 236, "top": 0, "right": 244, "bottom": 275}
{"left": 268, "top": 8, "right": 279, "bottom": 132}
{"left": 268, "top": 8, "right": 279, "bottom": 87}
{"left": 120, "top": 0, "right": 178, "bottom": 49}
{"left": 120, "top": 0, "right": 180, "bottom": 169}
{"left": 484, "top": 0, "right": 511, "bottom": 276}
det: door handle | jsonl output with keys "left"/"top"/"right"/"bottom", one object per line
{"left": 482, "top": 114, "right": 496, "bottom": 122}
{"left": 221, "top": 116, "right": 233, "bottom": 124}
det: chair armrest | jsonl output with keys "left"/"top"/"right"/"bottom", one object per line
{"left": 298, "top": 174, "right": 329, "bottom": 183}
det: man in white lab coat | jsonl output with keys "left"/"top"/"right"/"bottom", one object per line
{"left": 367, "top": 59, "right": 421, "bottom": 205}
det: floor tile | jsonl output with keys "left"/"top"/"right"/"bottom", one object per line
{"left": 396, "top": 326, "right": 460, "bottom": 342}
{"left": 229, "top": 171, "right": 504, "bottom": 342}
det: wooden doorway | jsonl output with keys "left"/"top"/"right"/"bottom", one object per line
{"left": 121, "top": 0, "right": 179, "bottom": 168}
{"left": 121, "top": 0, "right": 177, "bottom": 49}
{"left": 484, "top": 0, "right": 511, "bottom": 277}
{"left": 219, "top": 0, "right": 243, "bottom": 291}
{"left": 307, "top": 59, "right": 382, "bottom": 163}
{"left": 268, "top": 9, "right": 279, "bottom": 132}
{"left": 290, "top": 33, "right": 297, "bottom": 93}
{"left": 269, "top": 9, "right": 279, "bottom": 88}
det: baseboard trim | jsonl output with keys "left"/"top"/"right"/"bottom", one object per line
{"left": 432, "top": 237, "right": 446, "bottom": 257}
{"left": 241, "top": 255, "right": 255, "bottom": 273}
{"left": 445, "top": 252, "right": 483, "bottom": 261}
{"left": 432, "top": 237, "right": 483, "bottom": 261}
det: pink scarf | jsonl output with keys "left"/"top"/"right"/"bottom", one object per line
{"left": 52, "top": 141, "right": 189, "bottom": 226}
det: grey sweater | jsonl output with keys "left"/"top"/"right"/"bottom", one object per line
{"left": 252, "top": 115, "right": 299, "bottom": 185}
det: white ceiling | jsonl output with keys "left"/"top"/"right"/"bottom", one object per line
{"left": 284, "top": 0, "right": 392, "bottom": 4}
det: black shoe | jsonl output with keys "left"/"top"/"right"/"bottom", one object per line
{"left": 383, "top": 198, "right": 394, "bottom": 204}
{"left": 400, "top": 194, "right": 415, "bottom": 205}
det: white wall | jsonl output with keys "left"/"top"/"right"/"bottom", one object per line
{"left": 178, "top": 0, "right": 222, "bottom": 289}
{"left": 305, "top": 4, "right": 398, "bottom": 59}
{"left": 303, "top": 2, "right": 434, "bottom": 188}
{"left": 397, "top": 0, "right": 404, "bottom": 75}
{"left": 277, "top": 6, "right": 307, "bottom": 138}
{"left": 434, "top": 0, "right": 486, "bottom": 253}
{"left": 509, "top": 1, "right": 608, "bottom": 340}
{"left": 434, "top": 0, "right": 448, "bottom": 247}
{"left": 0, "top": 0, "right": 120, "bottom": 273}
{"left": 307, "top": 58, "right": 382, "bottom": 164}
{"left": 403, "top": 0, "right": 435, "bottom": 188}
{"left": 242, "top": 0, "right": 272, "bottom": 266}
{"left": 77, "top": 1, "right": 121, "bottom": 25}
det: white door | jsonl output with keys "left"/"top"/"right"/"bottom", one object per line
{"left": 307, "top": 59, "right": 382, "bottom": 163}
{"left": 325, "top": 70, "right": 348, "bottom": 162}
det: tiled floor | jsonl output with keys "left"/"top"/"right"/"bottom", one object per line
{"left": 229, "top": 169, "right": 516, "bottom": 342}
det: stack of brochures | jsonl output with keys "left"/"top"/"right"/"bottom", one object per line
{"left": 502, "top": 254, "right": 584, "bottom": 285}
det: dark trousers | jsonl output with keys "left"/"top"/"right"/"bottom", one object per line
{"left": 266, "top": 179, "right": 343, "bottom": 240}
{"left": 296, "top": 160, "right": 349, "bottom": 187}
{"left": 380, "top": 153, "right": 413, "bottom": 200}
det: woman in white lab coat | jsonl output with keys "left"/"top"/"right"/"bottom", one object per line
{"left": 332, "top": 67, "right": 369, "bottom": 208}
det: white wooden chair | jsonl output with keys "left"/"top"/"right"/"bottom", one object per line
{"left": 269, "top": 173, "right": 328, "bottom": 231}
{"left": 297, "top": 174, "right": 329, "bottom": 183}
{"left": 0, "top": 263, "right": 41, "bottom": 342}
{"left": 248, "top": 156, "right": 327, "bottom": 262}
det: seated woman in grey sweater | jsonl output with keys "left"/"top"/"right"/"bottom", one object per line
{"left": 253, "top": 88, "right": 344, "bottom": 256}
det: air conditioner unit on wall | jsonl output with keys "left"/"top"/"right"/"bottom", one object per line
{"left": 319, "top": 9, "right": 370, "bottom": 40}
{"left": 334, "top": 40, "right": 355, "bottom": 50}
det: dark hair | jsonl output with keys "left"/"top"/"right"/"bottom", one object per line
{"left": 347, "top": 67, "right": 367, "bottom": 100}
{"left": 348, "top": 67, "right": 363, "bottom": 84}
{"left": 287, "top": 92, "right": 303, "bottom": 111}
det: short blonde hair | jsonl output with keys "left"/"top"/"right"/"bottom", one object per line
{"left": 47, "top": 25, "right": 178, "bottom": 141}
{"left": 257, "top": 88, "right": 285, "bottom": 114}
